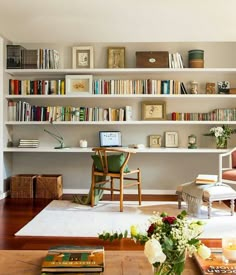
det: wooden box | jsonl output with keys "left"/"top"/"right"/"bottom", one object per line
{"left": 35, "top": 174, "right": 63, "bottom": 199}
{"left": 10, "top": 174, "right": 36, "bottom": 198}
{"left": 136, "top": 51, "right": 169, "bottom": 68}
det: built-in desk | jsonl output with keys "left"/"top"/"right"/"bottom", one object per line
{"left": 0, "top": 249, "right": 200, "bottom": 274}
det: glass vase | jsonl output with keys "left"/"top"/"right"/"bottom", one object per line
{"left": 153, "top": 261, "right": 185, "bottom": 275}
{"left": 216, "top": 137, "right": 227, "bottom": 149}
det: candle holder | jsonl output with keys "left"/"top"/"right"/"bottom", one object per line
{"left": 222, "top": 237, "right": 236, "bottom": 263}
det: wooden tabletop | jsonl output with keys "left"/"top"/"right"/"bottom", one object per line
{"left": 0, "top": 249, "right": 201, "bottom": 275}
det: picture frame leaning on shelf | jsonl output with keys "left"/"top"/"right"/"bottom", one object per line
{"left": 141, "top": 101, "right": 166, "bottom": 120}
{"left": 107, "top": 47, "right": 125, "bottom": 68}
{"left": 65, "top": 75, "right": 93, "bottom": 95}
{"left": 72, "top": 46, "right": 94, "bottom": 69}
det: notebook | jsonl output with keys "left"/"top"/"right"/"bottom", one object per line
{"left": 99, "top": 131, "right": 122, "bottom": 147}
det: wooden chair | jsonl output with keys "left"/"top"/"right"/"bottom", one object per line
{"left": 219, "top": 147, "right": 236, "bottom": 189}
{"left": 90, "top": 147, "right": 142, "bottom": 212}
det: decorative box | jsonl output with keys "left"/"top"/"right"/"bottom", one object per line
{"left": 35, "top": 174, "right": 63, "bottom": 199}
{"left": 10, "top": 174, "right": 36, "bottom": 198}
{"left": 136, "top": 51, "right": 169, "bottom": 68}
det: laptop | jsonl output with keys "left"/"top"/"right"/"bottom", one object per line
{"left": 99, "top": 131, "right": 122, "bottom": 147}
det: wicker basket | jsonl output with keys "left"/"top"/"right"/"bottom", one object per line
{"left": 35, "top": 174, "right": 63, "bottom": 199}
{"left": 10, "top": 174, "right": 36, "bottom": 198}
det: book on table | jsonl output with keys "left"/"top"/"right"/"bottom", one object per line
{"left": 41, "top": 245, "right": 104, "bottom": 273}
{"left": 193, "top": 248, "right": 236, "bottom": 274}
{"left": 195, "top": 174, "right": 218, "bottom": 184}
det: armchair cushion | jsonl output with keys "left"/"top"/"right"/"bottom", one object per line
{"left": 232, "top": 151, "right": 236, "bottom": 168}
{"left": 91, "top": 153, "right": 130, "bottom": 173}
{"left": 222, "top": 169, "right": 236, "bottom": 181}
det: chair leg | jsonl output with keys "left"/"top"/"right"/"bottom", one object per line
{"left": 111, "top": 177, "right": 114, "bottom": 201}
{"left": 91, "top": 173, "right": 95, "bottom": 207}
{"left": 120, "top": 176, "right": 124, "bottom": 212}
{"left": 230, "top": 199, "right": 235, "bottom": 216}
{"left": 178, "top": 193, "right": 182, "bottom": 209}
{"left": 138, "top": 169, "right": 142, "bottom": 205}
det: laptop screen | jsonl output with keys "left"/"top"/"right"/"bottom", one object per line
{"left": 99, "top": 131, "right": 122, "bottom": 147}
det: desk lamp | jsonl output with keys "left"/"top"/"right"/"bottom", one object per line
{"left": 44, "top": 110, "right": 79, "bottom": 149}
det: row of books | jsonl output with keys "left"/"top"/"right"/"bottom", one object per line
{"left": 9, "top": 79, "right": 65, "bottom": 95}
{"left": 8, "top": 78, "right": 188, "bottom": 96}
{"left": 171, "top": 108, "right": 236, "bottom": 121}
{"left": 8, "top": 101, "right": 133, "bottom": 122}
{"left": 18, "top": 139, "right": 39, "bottom": 148}
{"left": 93, "top": 79, "right": 187, "bottom": 95}
{"left": 7, "top": 45, "right": 60, "bottom": 69}
{"left": 41, "top": 245, "right": 104, "bottom": 274}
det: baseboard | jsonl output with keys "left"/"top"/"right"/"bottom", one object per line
{"left": 63, "top": 189, "right": 176, "bottom": 195}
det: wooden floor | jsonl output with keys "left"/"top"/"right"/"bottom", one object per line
{"left": 0, "top": 194, "right": 222, "bottom": 250}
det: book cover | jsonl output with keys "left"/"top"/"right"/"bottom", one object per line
{"left": 193, "top": 248, "right": 236, "bottom": 274}
{"left": 195, "top": 174, "right": 218, "bottom": 184}
{"left": 41, "top": 245, "right": 104, "bottom": 273}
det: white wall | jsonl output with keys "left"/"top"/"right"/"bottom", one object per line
{"left": 0, "top": 0, "right": 236, "bottom": 43}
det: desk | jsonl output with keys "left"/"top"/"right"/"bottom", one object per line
{"left": 0, "top": 250, "right": 200, "bottom": 274}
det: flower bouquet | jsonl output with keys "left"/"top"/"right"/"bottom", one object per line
{"left": 204, "top": 125, "right": 236, "bottom": 149}
{"left": 98, "top": 210, "right": 211, "bottom": 275}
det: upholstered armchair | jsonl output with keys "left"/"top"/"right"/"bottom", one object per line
{"left": 219, "top": 147, "right": 236, "bottom": 189}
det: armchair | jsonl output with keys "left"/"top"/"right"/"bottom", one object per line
{"left": 219, "top": 147, "right": 236, "bottom": 189}
{"left": 90, "top": 147, "right": 142, "bottom": 212}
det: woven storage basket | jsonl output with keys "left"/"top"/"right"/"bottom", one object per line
{"left": 10, "top": 174, "right": 36, "bottom": 198}
{"left": 35, "top": 174, "right": 63, "bottom": 199}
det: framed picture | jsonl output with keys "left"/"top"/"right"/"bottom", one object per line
{"left": 72, "top": 46, "right": 94, "bottom": 69}
{"left": 149, "top": 135, "right": 162, "bottom": 148}
{"left": 165, "top": 132, "right": 178, "bottom": 148}
{"left": 107, "top": 47, "right": 125, "bottom": 68}
{"left": 65, "top": 75, "right": 93, "bottom": 95}
{"left": 141, "top": 101, "right": 166, "bottom": 120}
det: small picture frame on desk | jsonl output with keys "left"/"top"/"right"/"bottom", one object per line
{"left": 142, "top": 101, "right": 166, "bottom": 120}
{"left": 65, "top": 75, "right": 93, "bottom": 95}
{"left": 165, "top": 132, "right": 178, "bottom": 148}
{"left": 149, "top": 135, "right": 162, "bottom": 148}
{"left": 107, "top": 47, "right": 125, "bottom": 68}
{"left": 72, "top": 46, "right": 94, "bottom": 69}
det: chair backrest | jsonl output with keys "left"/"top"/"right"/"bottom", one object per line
{"left": 91, "top": 147, "right": 136, "bottom": 174}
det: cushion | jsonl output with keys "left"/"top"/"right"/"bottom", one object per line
{"left": 91, "top": 154, "right": 130, "bottom": 173}
{"left": 232, "top": 151, "right": 236, "bottom": 168}
{"left": 222, "top": 169, "right": 236, "bottom": 181}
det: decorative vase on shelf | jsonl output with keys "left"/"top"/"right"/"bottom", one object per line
{"left": 216, "top": 137, "right": 228, "bottom": 149}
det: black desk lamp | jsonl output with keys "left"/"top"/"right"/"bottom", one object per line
{"left": 44, "top": 110, "right": 79, "bottom": 149}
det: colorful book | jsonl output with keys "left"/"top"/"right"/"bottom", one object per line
{"left": 193, "top": 248, "right": 236, "bottom": 274}
{"left": 41, "top": 245, "right": 104, "bottom": 273}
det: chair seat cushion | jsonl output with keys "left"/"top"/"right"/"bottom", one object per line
{"left": 92, "top": 154, "right": 130, "bottom": 173}
{"left": 177, "top": 183, "right": 236, "bottom": 200}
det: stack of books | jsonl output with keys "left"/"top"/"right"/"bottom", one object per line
{"left": 195, "top": 174, "right": 218, "bottom": 185}
{"left": 193, "top": 248, "right": 236, "bottom": 274}
{"left": 18, "top": 139, "right": 39, "bottom": 148}
{"left": 41, "top": 245, "right": 105, "bottom": 274}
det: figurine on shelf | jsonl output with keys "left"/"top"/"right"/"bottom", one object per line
{"left": 190, "top": 81, "right": 198, "bottom": 94}
{"left": 188, "top": 134, "right": 197, "bottom": 149}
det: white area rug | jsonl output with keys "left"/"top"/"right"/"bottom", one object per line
{"left": 15, "top": 200, "right": 236, "bottom": 238}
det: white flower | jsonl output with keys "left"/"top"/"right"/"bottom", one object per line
{"left": 210, "top": 127, "right": 224, "bottom": 137}
{"left": 197, "top": 244, "right": 211, "bottom": 260}
{"left": 144, "top": 239, "right": 166, "bottom": 264}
